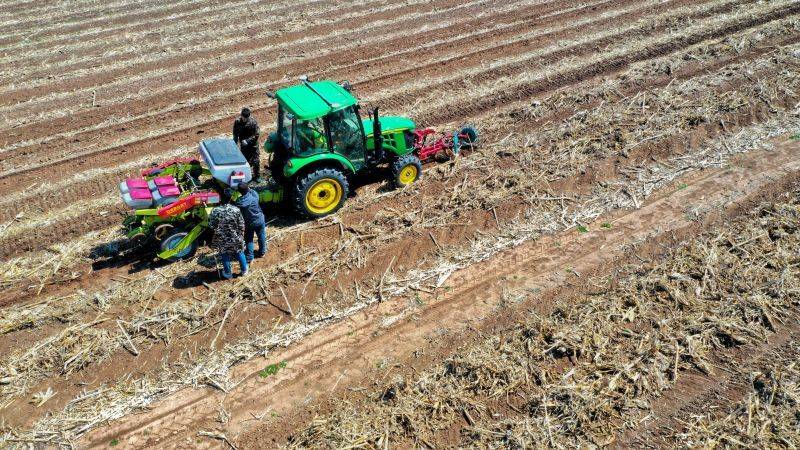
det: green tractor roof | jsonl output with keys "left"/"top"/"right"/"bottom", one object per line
{"left": 276, "top": 80, "right": 357, "bottom": 121}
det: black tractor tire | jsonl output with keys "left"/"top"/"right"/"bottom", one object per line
{"left": 159, "top": 228, "right": 198, "bottom": 262}
{"left": 292, "top": 167, "right": 350, "bottom": 218}
{"left": 391, "top": 153, "right": 422, "bottom": 189}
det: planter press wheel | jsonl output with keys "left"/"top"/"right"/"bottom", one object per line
{"left": 159, "top": 229, "right": 198, "bottom": 261}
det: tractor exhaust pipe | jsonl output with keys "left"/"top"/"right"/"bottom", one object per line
{"left": 372, "top": 107, "right": 384, "bottom": 162}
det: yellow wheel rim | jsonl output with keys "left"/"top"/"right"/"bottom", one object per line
{"left": 305, "top": 178, "right": 343, "bottom": 215}
{"left": 398, "top": 165, "right": 418, "bottom": 185}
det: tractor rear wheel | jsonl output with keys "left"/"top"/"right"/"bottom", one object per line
{"left": 159, "top": 228, "right": 198, "bottom": 261}
{"left": 391, "top": 153, "right": 422, "bottom": 188}
{"left": 293, "top": 168, "right": 349, "bottom": 218}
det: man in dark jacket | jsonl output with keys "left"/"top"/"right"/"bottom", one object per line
{"left": 233, "top": 107, "right": 262, "bottom": 182}
{"left": 208, "top": 193, "right": 248, "bottom": 279}
{"left": 234, "top": 182, "right": 267, "bottom": 262}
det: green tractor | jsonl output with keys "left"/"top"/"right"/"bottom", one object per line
{"left": 261, "top": 78, "right": 423, "bottom": 217}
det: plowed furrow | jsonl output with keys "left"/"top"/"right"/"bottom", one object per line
{"left": 0, "top": 0, "right": 399, "bottom": 83}
{"left": 0, "top": 0, "right": 727, "bottom": 179}
{"left": 0, "top": 0, "right": 255, "bottom": 47}
{"left": 370, "top": 0, "right": 759, "bottom": 110}
{"left": 413, "top": 1, "right": 800, "bottom": 126}
{"left": 0, "top": 0, "right": 528, "bottom": 122}
{"left": 0, "top": 0, "right": 175, "bottom": 33}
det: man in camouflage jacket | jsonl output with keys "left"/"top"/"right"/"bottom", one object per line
{"left": 208, "top": 201, "right": 248, "bottom": 279}
{"left": 232, "top": 107, "right": 262, "bottom": 181}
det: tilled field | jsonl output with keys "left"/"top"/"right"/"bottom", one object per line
{"left": 1, "top": 0, "right": 799, "bottom": 447}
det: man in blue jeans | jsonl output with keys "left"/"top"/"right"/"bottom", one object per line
{"left": 208, "top": 193, "right": 248, "bottom": 279}
{"left": 234, "top": 182, "right": 267, "bottom": 262}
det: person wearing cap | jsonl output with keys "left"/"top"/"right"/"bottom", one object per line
{"left": 233, "top": 182, "right": 267, "bottom": 262}
{"left": 208, "top": 191, "right": 248, "bottom": 279}
{"left": 233, "top": 107, "right": 262, "bottom": 182}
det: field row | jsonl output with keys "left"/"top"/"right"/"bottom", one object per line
{"left": 0, "top": 0, "right": 420, "bottom": 80}
{"left": 0, "top": 0, "right": 531, "bottom": 124}
{"left": 0, "top": 0, "right": 250, "bottom": 45}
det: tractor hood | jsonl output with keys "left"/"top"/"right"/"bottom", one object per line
{"left": 362, "top": 116, "right": 416, "bottom": 137}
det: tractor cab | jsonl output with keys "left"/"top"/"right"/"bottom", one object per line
{"left": 264, "top": 79, "right": 421, "bottom": 218}
{"left": 271, "top": 80, "right": 370, "bottom": 173}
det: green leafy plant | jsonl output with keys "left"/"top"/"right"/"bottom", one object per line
{"left": 258, "top": 360, "right": 288, "bottom": 378}
{"left": 678, "top": 183, "right": 689, "bottom": 190}
{"left": 600, "top": 223, "right": 612, "bottom": 229}
{"left": 790, "top": 133, "right": 800, "bottom": 141}
{"left": 110, "top": 439, "right": 119, "bottom": 447}
{"left": 577, "top": 225, "right": 589, "bottom": 233}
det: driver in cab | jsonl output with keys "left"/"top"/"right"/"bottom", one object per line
{"left": 296, "top": 119, "right": 325, "bottom": 154}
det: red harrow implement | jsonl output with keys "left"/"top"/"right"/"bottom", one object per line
{"left": 414, "top": 125, "right": 479, "bottom": 163}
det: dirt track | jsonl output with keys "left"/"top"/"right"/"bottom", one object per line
{"left": 1, "top": 0, "right": 799, "bottom": 447}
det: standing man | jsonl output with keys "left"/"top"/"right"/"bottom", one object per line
{"left": 208, "top": 191, "right": 248, "bottom": 279}
{"left": 233, "top": 107, "right": 262, "bottom": 182}
{"left": 234, "top": 182, "right": 267, "bottom": 262}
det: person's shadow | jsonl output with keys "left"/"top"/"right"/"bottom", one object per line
{"left": 171, "top": 252, "right": 221, "bottom": 288}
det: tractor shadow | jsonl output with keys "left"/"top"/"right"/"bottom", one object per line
{"left": 89, "top": 237, "right": 155, "bottom": 274}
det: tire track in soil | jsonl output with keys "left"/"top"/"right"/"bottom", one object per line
{"left": 0, "top": 15, "right": 793, "bottom": 263}
{"left": 78, "top": 136, "right": 800, "bottom": 450}
{"left": 0, "top": 0, "right": 754, "bottom": 190}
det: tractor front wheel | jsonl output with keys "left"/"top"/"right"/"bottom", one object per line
{"left": 159, "top": 228, "right": 198, "bottom": 261}
{"left": 391, "top": 153, "right": 422, "bottom": 188}
{"left": 293, "top": 168, "right": 349, "bottom": 218}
